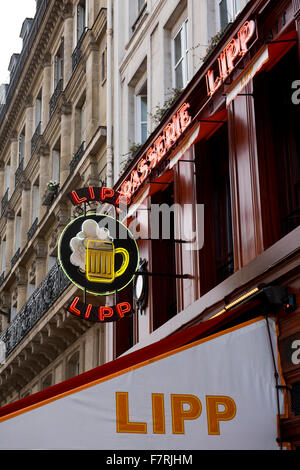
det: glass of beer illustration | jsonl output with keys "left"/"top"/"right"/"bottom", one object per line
{"left": 86, "top": 239, "right": 129, "bottom": 283}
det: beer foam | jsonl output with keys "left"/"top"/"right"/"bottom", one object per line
{"left": 70, "top": 219, "right": 112, "bottom": 272}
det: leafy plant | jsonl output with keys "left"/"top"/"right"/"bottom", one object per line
{"left": 47, "top": 180, "right": 59, "bottom": 190}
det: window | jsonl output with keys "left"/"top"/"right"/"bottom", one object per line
{"left": 18, "top": 127, "right": 25, "bottom": 165}
{"left": 34, "top": 90, "right": 42, "bottom": 131}
{"left": 5, "top": 162, "right": 10, "bottom": 193}
{"left": 48, "top": 255, "right": 57, "bottom": 271}
{"left": 41, "top": 374, "right": 52, "bottom": 390}
{"left": 196, "top": 123, "right": 234, "bottom": 295}
{"left": 254, "top": 45, "right": 300, "bottom": 247}
{"left": 11, "top": 303, "right": 17, "bottom": 321}
{"left": 101, "top": 48, "right": 107, "bottom": 83}
{"left": 54, "top": 41, "right": 63, "bottom": 90}
{"left": 135, "top": 84, "right": 147, "bottom": 145}
{"left": 15, "top": 212, "right": 21, "bottom": 252}
{"left": 31, "top": 182, "right": 39, "bottom": 223}
{"left": 172, "top": 20, "right": 188, "bottom": 90}
{"left": 77, "top": 0, "right": 87, "bottom": 42}
{"left": 80, "top": 100, "right": 86, "bottom": 145}
{"left": 28, "top": 281, "right": 35, "bottom": 298}
{"left": 219, "top": 0, "right": 241, "bottom": 30}
{"left": 1, "top": 239, "right": 6, "bottom": 274}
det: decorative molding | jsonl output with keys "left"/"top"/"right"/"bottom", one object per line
{"left": 24, "top": 95, "right": 33, "bottom": 108}
{"left": 33, "top": 239, "right": 47, "bottom": 259}
{"left": 15, "top": 266, "right": 28, "bottom": 286}
{"left": 61, "top": 2, "right": 73, "bottom": 19}
{"left": 41, "top": 52, "right": 52, "bottom": 68}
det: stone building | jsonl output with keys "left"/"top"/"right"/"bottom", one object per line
{"left": 0, "top": 0, "right": 250, "bottom": 406}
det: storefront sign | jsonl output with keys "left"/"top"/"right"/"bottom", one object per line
{"left": 68, "top": 186, "right": 131, "bottom": 207}
{"left": 226, "top": 45, "right": 269, "bottom": 106}
{"left": 120, "top": 103, "right": 192, "bottom": 199}
{"left": 0, "top": 318, "right": 285, "bottom": 449}
{"left": 206, "top": 20, "right": 256, "bottom": 97}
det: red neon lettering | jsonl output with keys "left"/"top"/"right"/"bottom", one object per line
{"left": 69, "top": 297, "right": 81, "bottom": 316}
{"left": 130, "top": 170, "right": 141, "bottom": 194}
{"left": 120, "top": 181, "right": 132, "bottom": 199}
{"left": 100, "top": 187, "right": 115, "bottom": 200}
{"left": 99, "top": 306, "right": 114, "bottom": 322}
{"left": 84, "top": 304, "right": 92, "bottom": 319}
{"left": 146, "top": 147, "right": 158, "bottom": 170}
{"left": 137, "top": 158, "right": 150, "bottom": 183}
{"left": 218, "top": 51, "right": 228, "bottom": 80}
{"left": 238, "top": 20, "right": 255, "bottom": 55}
{"left": 71, "top": 191, "right": 88, "bottom": 205}
{"left": 88, "top": 186, "right": 95, "bottom": 200}
{"left": 116, "top": 302, "right": 131, "bottom": 319}
{"left": 178, "top": 103, "right": 192, "bottom": 132}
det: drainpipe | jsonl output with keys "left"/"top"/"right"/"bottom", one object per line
{"left": 106, "top": 0, "right": 113, "bottom": 187}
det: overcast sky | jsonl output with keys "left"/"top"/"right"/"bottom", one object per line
{"left": 0, "top": 0, "right": 37, "bottom": 84}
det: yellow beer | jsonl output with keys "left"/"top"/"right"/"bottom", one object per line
{"left": 86, "top": 239, "right": 129, "bottom": 283}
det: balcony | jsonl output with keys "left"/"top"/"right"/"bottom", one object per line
{"left": 0, "top": 272, "right": 5, "bottom": 287}
{"left": 27, "top": 217, "right": 39, "bottom": 242}
{"left": 0, "top": 262, "right": 70, "bottom": 358}
{"left": 1, "top": 189, "right": 9, "bottom": 216}
{"left": 31, "top": 121, "right": 41, "bottom": 156}
{"left": 49, "top": 78, "right": 63, "bottom": 117}
{"left": 15, "top": 158, "right": 24, "bottom": 187}
{"left": 11, "top": 248, "right": 20, "bottom": 268}
{"left": 69, "top": 141, "right": 85, "bottom": 174}
{"left": 72, "top": 28, "right": 88, "bottom": 73}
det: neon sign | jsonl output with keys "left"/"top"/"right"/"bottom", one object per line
{"left": 58, "top": 191, "right": 140, "bottom": 323}
{"left": 120, "top": 103, "right": 192, "bottom": 199}
{"left": 205, "top": 20, "right": 256, "bottom": 97}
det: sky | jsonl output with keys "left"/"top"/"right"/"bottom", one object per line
{"left": 0, "top": 0, "right": 37, "bottom": 85}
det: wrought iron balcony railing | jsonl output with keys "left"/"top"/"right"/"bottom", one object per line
{"left": 27, "top": 217, "right": 39, "bottom": 242}
{"left": 0, "top": 272, "right": 5, "bottom": 287}
{"left": 11, "top": 248, "right": 20, "bottom": 268}
{"left": 31, "top": 121, "right": 41, "bottom": 156}
{"left": 0, "top": 262, "right": 70, "bottom": 358}
{"left": 15, "top": 158, "right": 24, "bottom": 188}
{"left": 1, "top": 189, "right": 9, "bottom": 216}
{"left": 72, "top": 28, "right": 88, "bottom": 73}
{"left": 69, "top": 141, "right": 85, "bottom": 174}
{"left": 49, "top": 78, "right": 63, "bottom": 117}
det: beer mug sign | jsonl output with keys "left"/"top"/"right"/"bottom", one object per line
{"left": 58, "top": 214, "right": 139, "bottom": 296}
{"left": 86, "top": 240, "right": 129, "bottom": 283}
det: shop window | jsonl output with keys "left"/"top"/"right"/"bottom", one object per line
{"left": 115, "top": 283, "right": 135, "bottom": 358}
{"left": 195, "top": 123, "right": 234, "bottom": 295}
{"left": 254, "top": 45, "right": 300, "bottom": 247}
{"left": 66, "top": 351, "right": 80, "bottom": 379}
{"left": 219, "top": 0, "right": 241, "bottom": 30}
{"left": 172, "top": 19, "right": 188, "bottom": 90}
{"left": 151, "top": 183, "right": 177, "bottom": 331}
